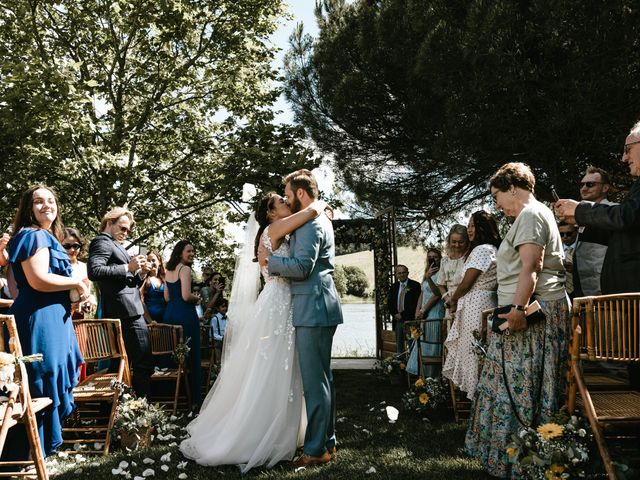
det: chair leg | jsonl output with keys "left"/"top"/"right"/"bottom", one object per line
{"left": 172, "top": 368, "right": 181, "bottom": 415}
{"left": 103, "top": 397, "right": 119, "bottom": 455}
{"left": 24, "top": 407, "right": 49, "bottom": 480}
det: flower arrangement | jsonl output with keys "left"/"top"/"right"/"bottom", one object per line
{"left": 409, "top": 326, "right": 422, "bottom": 340}
{"left": 112, "top": 382, "right": 166, "bottom": 449}
{"left": 171, "top": 338, "right": 191, "bottom": 365}
{"left": 374, "top": 354, "right": 406, "bottom": 377}
{"left": 402, "top": 376, "right": 449, "bottom": 412}
{"left": 0, "top": 352, "right": 43, "bottom": 388}
{"left": 506, "top": 409, "right": 594, "bottom": 479}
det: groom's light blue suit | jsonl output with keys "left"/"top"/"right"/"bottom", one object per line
{"left": 268, "top": 213, "right": 343, "bottom": 456}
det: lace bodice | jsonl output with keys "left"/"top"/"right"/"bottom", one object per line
{"left": 262, "top": 227, "right": 290, "bottom": 283}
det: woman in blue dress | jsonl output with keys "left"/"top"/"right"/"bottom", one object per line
{"left": 6, "top": 185, "right": 88, "bottom": 456}
{"left": 163, "top": 240, "right": 201, "bottom": 405}
{"left": 142, "top": 250, "right": 167, "bottom": 323}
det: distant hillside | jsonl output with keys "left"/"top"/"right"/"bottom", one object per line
{"left": 335, "top": 246, "right": 429, "bottom": 295}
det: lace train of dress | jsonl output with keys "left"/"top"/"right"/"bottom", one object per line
{"left": 180, "top": 228, "right": 304, "bottom": 472}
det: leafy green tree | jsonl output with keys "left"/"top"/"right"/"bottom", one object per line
{"left": 333, "top": 264, "right": 347, "bottom": 296}
{"left": 285, "top": 0, "right": 640, "bottom": 227}
{"left": 0, "top": 0, "right": 318, "bottom": 267}
{"left": 343, "top": 265, "right": 369, "bottom": 297}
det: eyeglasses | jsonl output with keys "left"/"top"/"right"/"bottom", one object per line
{"left": 624, "top": 140, "right": 640, "bottom": 155}
{"left": 62, "top": 243, "right": 82, "bottom": 250}
{"left": 203, "top": 272, "right": 213, "bottom": 276}
{"left": 579, "top": 181, "right": 603, "bottom": 188}
{"left": 119, "top": 226, "right": 131, "bottom": 234}
{"left": 560, "top": 232, "right": 575, "bottom": 238}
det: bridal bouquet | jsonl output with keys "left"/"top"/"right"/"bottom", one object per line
{"left": 506, "top": 409, "right": 594, "bottom": 479}
{"left": 402, "top": 376, "right": 449, "bottom": 413}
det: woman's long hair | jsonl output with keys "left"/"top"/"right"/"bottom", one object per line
{"left": 466, "top": 210, "right": 502, "bottom": 259}
{"left": 13, "top": 185, "right": 65, "bottom": 242}
{"left": 253, "top": 192, "right": 278, "bottom": 261}
{"left": 166, "top": 240, "right": 193, "bottom": 271}
{"left": 63, "top": 227, "right": 86, "bottom": 255}
{"left": 148, "top": 250, "right": 166, "bottom": 278}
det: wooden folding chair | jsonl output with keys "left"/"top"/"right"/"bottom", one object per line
{"left": 147, "top": 323, "right": 191, "bottom": 414}
{"left": 567, "top": 294, "right": 640, "bottom": 480}
{"left": 199, "top": 324, "right": 218, "bottom": 396}
{"left": 62, "top": 319, "right": 130, "bottom": 455}
{"left": 0, "top": 314, "right": 52, "bottom": 480}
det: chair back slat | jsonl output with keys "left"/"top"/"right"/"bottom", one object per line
{"left": 147, "top": 324, "right": 183, "bottom": 356}
{"left": 73, "top": 319, "right": 125, "bottom": 362}
{"left": 573, "top": 294, "right": 640, "bottom": 363}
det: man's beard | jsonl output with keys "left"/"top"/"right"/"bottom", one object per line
{"left": 290, "top": 195, "right": 302, "bottom": 213}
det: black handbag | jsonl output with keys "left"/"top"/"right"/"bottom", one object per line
{"left": 490, "top": 300, "right": 546, "bottom": 334}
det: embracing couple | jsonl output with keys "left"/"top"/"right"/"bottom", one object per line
{"left": 180, "top": 169, "right": 343, "bottom": 472}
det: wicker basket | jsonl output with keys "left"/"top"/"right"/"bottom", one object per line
{"left": 120, "top": 426, "right": 153, "bottom": 449}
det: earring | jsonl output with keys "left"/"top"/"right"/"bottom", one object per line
{"left": 511, "top": 189, "right": 516, "bottom": 196}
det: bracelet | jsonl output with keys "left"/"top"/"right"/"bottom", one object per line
{"left": 511, "top": 304, "right": 526, "bottom": 312}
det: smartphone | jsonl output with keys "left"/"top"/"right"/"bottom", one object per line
{"left": 550, "top": 187, "right": 559, "bottom": 202}
{"left": 138, "top": 244, "right": 148, "bottom": 256}
{"left": 218, "top": 275, "right": 226, "bottom": 290}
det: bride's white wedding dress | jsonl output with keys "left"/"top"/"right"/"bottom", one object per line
{"left": 180, "top": 227, "right": 304, "bottom": 472}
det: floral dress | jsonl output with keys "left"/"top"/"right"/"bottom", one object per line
{"left": 442, "top": 244, "right": 497, "bottom": 399}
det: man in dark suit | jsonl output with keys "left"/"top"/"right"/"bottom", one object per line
{"left": 388, "top": 264, "right": 421, "bottom": 355}
{"left": 88, "top": 207, "right": 153, "bottom": 397}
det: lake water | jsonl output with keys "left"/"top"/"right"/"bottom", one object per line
{"left": 332, "top": 303, "right": 376, "bottom": 357}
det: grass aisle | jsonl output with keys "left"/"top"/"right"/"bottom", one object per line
{"left": 53, "top": 370, "right": 492, "bottom": 480}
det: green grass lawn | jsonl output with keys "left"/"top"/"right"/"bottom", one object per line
{"left": 50, "top": 370, "right": 491, "bottom": 480}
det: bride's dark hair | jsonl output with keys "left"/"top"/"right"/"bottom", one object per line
{"left": 253, "top": 192, "right": 278, "bottom": 261}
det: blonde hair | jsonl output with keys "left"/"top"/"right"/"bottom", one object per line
{"left": 100, "top": 207, "right": 135, "bottom": 232}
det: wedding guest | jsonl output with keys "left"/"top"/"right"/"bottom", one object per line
{"left": 437, "top": 224, "right": 469, "bottom": 318}
{"left": 141, "top": 250, "right": 167, "bottom": 323}
{"left": 572, "top": 166, "right": 615, "bottom": 297}
{"left": 203, "top": 272, "right": 226, "bottom": 319}
{"left": 558, "top": 221, "right": 576, "bottom": 298}
{"left": 62, "top": 227, "right": 97, "bottom": 318}
{"left": 443, "top": 211, "right": 500, "bottom": 399}
{"left": 0, "top": 267, "right": 14, "bottom": 314}
{"left": 88, "top": 207, "right": 153, "bottom": 397}
{"left": 199, "top": 267, "right": 215, "bottom": 307}
{"left": 210, "top": 298, "right": 229, "bottom": 361}
{"left": 555, "top": 120, "right": 640, "bottom": 387}
{"left": 409, "top": 249, "right": 445, "bottom": 378}
{"left": 164, "top": 240, "right": 202, "bottom": 405}
{"left": 0, "top": 232, "right": 9, "bottom": 266}
{"left": 5, "top": 185, "right": 87, "bottom": 457}
{"left": 387, "top": 265, "right": 421, "bottom": 355}
{"left": 466, "top": 163, "right": 570, "bottom": 478}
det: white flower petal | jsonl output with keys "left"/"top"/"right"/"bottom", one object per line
{"left": 119, "top": 461, "right": 129, "bottom": 469}
{"left": 142, "top": 468, "right": 155, "bottom": 477}
{"left": 366, "top": 466, "right": 377, "bottom": 474}
{"left": 160, "top": 453, "right": 171, "bottom": 462}
{"left": 161, "top": 465, "right": 169, "bottom": 472}
{"left": 142, "top": 458, "right": 155, "bottom": 465}
{"left": 386, "top": 406, "right": 399, "bottom": 422}
{"left": 178, "top": 474, "right": 187, "bottom": 480}
{"left": 177, "top": 461, "right": 188, "bottom": 470}
{"left": 112, "top": 468, "right": 123, "bottom": 475}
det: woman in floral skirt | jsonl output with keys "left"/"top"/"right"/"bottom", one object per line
{"left": 465, "top": 163, "right": 570, "bottom": 478}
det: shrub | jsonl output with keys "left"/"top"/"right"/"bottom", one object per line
{"left": 343, "top": 265, "right": 369, "bottom": 297}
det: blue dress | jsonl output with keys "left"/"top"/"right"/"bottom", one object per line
{"left": 8, "top": 228, "right": 84, "bottom": 455}
{"left": 163, "top": 278, "right": 201, "bottom": 405}
{"left": 144, "top": 281, "right": 166, "bottom": 322}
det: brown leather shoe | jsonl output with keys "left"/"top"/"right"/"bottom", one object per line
{"left": 291, "top": 451, "right": 332, "bottom": 468}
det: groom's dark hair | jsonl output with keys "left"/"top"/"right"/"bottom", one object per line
{"left": 284, "top": 169, "right": 318, "bottom": 200}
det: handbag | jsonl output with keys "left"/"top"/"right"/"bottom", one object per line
{"left": 490, "top": 300, "right": 545, "bottom": 334}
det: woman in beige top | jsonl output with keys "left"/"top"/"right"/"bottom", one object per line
{"left": 437, "top": 224, "right": 469, "bottom": 318}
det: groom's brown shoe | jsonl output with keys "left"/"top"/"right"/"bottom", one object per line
{"left": 291, "top": 451, "right": 332, "bottom": 468}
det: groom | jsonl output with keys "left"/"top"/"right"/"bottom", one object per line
{"left": 260, "top": 169, "right": 343, "bottom": 467}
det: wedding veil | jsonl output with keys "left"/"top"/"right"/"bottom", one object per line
{"left": 220, "top": 213, "right": 261, "bottom": 366}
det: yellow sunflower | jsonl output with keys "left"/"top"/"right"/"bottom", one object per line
{"left": 399, "top": 362, "right": 406, "bottom": 370}
{"left": 549, "top": 464, "right": 565, "bottom": 474}
{"left": 419, "top": 393, "right": 430, "bottom": 405}
{"left": 414, "top": 378, "right": 425, "bottom": 388}
{"left": 410, "top": 327, "right": 421, "bottom": 339}
{"left": 537, "top": 423, "right": 564, "bottom": 440}
{"left": 506, "top": 447, "right": 517, "bottom": 458}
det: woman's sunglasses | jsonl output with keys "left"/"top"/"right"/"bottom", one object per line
{"left": 63, "top": 243, "right": 82, "bottom": 250}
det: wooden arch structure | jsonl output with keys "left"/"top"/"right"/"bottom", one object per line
{"left": 332, "top": 208, "right": 397, "bottom": 359}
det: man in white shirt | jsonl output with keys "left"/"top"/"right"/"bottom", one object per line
{"left": 210, "top": 298, "right": 228, "bottom": 360}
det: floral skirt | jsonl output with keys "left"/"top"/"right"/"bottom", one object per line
{"left": 464, "top": 297, "right": 571, "bottom": 478}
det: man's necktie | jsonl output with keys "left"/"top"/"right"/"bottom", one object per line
{"left": 398, "top": 284, "right": 406, "bottom": 313}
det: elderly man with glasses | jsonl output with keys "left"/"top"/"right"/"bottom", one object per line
{"left": 556, "top": 122, "right": 640, "bottom": 388}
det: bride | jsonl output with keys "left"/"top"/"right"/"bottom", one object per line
{"left": 180, "top": 192, "right": 326, "bottom": 472}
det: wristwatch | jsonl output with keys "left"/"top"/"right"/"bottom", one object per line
{"left": 512, "top": 304, "right": 526, "bottom": 312}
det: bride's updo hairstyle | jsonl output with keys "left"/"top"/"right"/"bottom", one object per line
{"left": 253, "top": 191, "right": 278, "bottom": 261}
